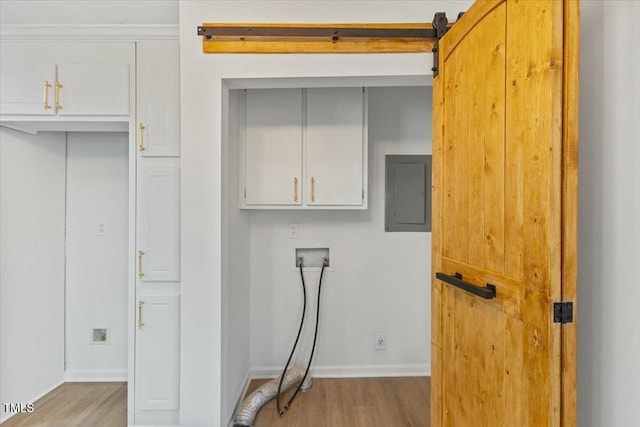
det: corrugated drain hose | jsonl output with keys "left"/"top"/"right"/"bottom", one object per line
{"left": 277, "top": 258, "right": 328, "bottom": 416}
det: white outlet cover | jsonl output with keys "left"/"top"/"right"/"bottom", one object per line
{"left": 375, "top": 333, "right": 387, "bottom": 350}
{"left": 289, "top": 224, "right": 299, "bottom": 239}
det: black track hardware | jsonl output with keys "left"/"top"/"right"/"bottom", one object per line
{"left": 197, "top": 26, "right": 437, "bottom": 40}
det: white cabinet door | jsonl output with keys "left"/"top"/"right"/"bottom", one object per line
{"left": 56, "top": 63, "right": 129, "bottom": 116}
{"left": 137, "top": 41, "right": 180, "bottom": 157}
{"left": 137, "top": 159, "right": 180, "bottom": 282}
{"left": 135, "top": 295, "right": 180, "bottom": 411}
{"left": 0, "top": 63, "right": 56, "bottom": 115}
{"left": 244, "top": 89, "right": 302, "bottom": 206}
{"left": 305, "top": 87, "right": 365, "bottom": 206}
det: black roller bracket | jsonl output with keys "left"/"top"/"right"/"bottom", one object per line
{"left": 431, "top": 12, "right": 449, "bottom": 77}
{"left": 553, "top": 302, "right": 574, "bottom": 324}
{"left": 435, "top": 272, "right": 497, "bottom": 300}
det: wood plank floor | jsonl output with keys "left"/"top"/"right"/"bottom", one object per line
{"left": 1, "top": 382, "right": 126, "bottom": 427}
{"left": 2, "top": 378, "right": 428, "bottom": 426}
{"left": 242, "top": 377, "right": 430, "bottom": 427}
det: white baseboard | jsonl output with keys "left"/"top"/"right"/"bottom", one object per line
{"left": 0, "top": 379, "right": 64, "bottom": 424}
{"left": 64, "top": 370, "right": 127, "bottom": 382}
{"left": 250, "top": 363, "right": 430, "bottom": 379}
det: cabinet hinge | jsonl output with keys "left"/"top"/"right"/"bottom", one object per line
{"left": 553, "top": 302, "right": 574, "bottom": 324}
{"left": 243, "top": 188, "right": 247, "bottom": 199}
{"left": 431, "top": 11, "right": 465, "bottom": 78}
{"left": 362, "top": 189, "right": 365, "bottom": 200}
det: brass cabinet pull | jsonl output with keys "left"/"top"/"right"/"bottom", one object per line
{"left": 138, "top": 250, "right": 145, "bottom": 278}
{"left": 55, "top": 81, "right": 63, "bottom": 110}
{"left": 138, "top": 301, "right": 145, "bottom": 329}
{"left": 294, "top": 177, "right": 298, "bottom": 202}
{"left": 311, "top": 177, "right": 315, "bottom": 202}
{"left": 138, "top": 123, "right": 146, "bottom": 152}
{"left": 43, "top": 80, "right": 52, "bottom": 109}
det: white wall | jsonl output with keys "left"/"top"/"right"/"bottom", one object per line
{"left": 248, "top": 87, "right": 431, "bottom": 376}
{"left": 221, "top": 90, "right": 251, "bottom": 423}
{"left": 578, "top": 2, "right": 640, "bottom": 426}
{"left": 0, "top": 128, "right": 66, "bottom": 423}
{"left": 0, "top": 0, "right": 178, "bottom": 25}
{"left": 65, "top": 132, "right": 129, "bottom": 381}
{"left": 180, "top": 2, "right": 473, "bottom": 425}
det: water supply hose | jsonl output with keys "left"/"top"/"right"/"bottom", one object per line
{"left": 276, "top": 259, "right": 307, "bottom": 415}
{"left": 280, "top": 258, "right": 328, "bottom": 414}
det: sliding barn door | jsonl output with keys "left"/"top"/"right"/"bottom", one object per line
{"left": 431, "top": 0, "right": 578, "bottom": 425}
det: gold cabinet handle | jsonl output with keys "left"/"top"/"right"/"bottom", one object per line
{"left": 138, "top": 123, "right": 146, "bottom": 152}
{"left": 138, "top": 301, "right": 145, "bottom": 329}
{"left": 138, "top": 250, "right": 145, "bottom": 278}
{"left": 311, "top": 177, "right": 315, "bottom": 202}
{"left": 294, "top": 177, "right": 298, "bottom": 202}
{"left": 55, "top": 81, "right": 63, "bottom": 110}
{"left": 43, "top": 80, "right": 52, "bottom": 109}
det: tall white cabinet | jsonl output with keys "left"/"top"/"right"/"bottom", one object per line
{"left": 0, "top": 35, "right": 180, "bottom": 426}
{"left": 135, "top": 40, "right": 181, "bottom": 426}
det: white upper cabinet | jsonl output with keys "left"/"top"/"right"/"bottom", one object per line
{"left": 56, "top": 63, "right": 129, "bottom": 116}
{"left": 306, "top": 87, "right": 365, "bottom": 206}
{"left": 0, "top": 63, "right": 56, "bottom": 115}
{"left": 137, "top": 41, "right": 180, "bottom": 157}
{"left": 137, "top": 159, "right": 180, "bottom": 282}
{"left": 244, "top": 89, "right": 303, "bottom": 206}
{"left": 0, "top": 42, "right": 133, "bottom": 118}
{"left": 240, "top": 87, "right": 367, "bottom": 209}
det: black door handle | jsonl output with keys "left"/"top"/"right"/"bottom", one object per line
{"left": 435, "top": 272, "right": 497, "bottom": 299}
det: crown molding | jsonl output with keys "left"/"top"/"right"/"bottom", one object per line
{"left": 0, "top": 24, "right": 179, "bottom": 41}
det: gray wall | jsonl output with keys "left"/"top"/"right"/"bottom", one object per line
{"left": 578, "top": 2, "right": 640, "bottom": 426}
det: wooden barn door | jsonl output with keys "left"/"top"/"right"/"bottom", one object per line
{"left": 431, "top": 0, "right": 578, "bottom": 426}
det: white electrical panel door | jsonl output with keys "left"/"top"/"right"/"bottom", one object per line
{"left": 0, "top": 63, "right": 57, "bottom": 115}
{"left": 137, "top": 41, "right": 180, "bottom": 157}
{"left": 244, "top": 89, "right": 303, "bottom": 206}
{"left": 137, "top": 160, "right": 180, "bottom": 282}
{"left": 135, "top": 295, "right": 180, "bottom": 411}
{"left": 56, "top": 63, "right": 129, "bottom": 116}
{"left": 306, "top": 87, "right": 365, "bottom": 206}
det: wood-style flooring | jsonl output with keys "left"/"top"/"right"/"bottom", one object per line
{"left": 1, "top": 382, "right": 126, "bottom": 427}
{"left": 1, "top": 377, "right": 429, "bottom": 427}
{"left": 243, "top": 377, "right": 430, "bottom": 427}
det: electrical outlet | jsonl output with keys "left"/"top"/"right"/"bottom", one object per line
{"left": 375, "top": 333, "right": 387, "bottom": 351}
{"left": 289, "top": 224, "right": 299, "bottom": 239}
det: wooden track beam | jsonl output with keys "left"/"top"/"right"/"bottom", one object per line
{"left": 199, "top": 23, "right": 438, "bottom": 53}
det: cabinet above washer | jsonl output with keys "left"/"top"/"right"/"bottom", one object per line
{"left": 240, "top": 87, "right": 368, "bottom": 210}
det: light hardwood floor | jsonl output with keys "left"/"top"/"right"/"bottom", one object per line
{"left": 2, "top": 378, "right": 428, "bottom": 426}
{"left": 243, "top": 377, "right": 430, "bottom": 427}
{"left": 1, "top": 382, "right": 126, "bottom": 427}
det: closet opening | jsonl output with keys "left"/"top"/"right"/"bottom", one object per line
{"left": 0, "top": 127, "right": 130, "bottom": 425}
{"left": 221, "top": 79, "right": 433, "bottom": 425}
